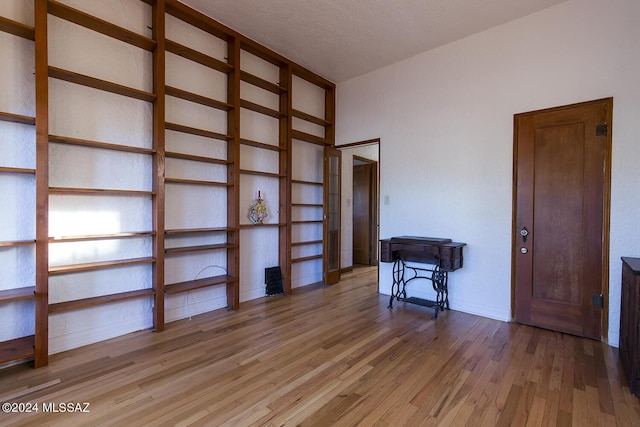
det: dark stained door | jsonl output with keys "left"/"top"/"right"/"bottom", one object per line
{"left": 514, "top": 98, "right": 612, "bottom": 340}
{"left": 353, "top": 163, "right": 372, "bottom": 265}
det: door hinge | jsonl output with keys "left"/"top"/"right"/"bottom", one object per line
{"left": 592, "top": 293, "right": 604, "bottom": 308}
{"left": 596, "top": 123, "right": 608, "bottom": 136}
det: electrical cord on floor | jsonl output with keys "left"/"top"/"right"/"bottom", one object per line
{"left": 185, "top": 265, "right": 227, "bottom": 320}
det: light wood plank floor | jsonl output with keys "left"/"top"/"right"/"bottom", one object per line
{"left": 1, "top": 266, "right": 639, "bottom": 426}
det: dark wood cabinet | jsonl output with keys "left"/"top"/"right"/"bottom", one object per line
{"left": 620, "top": 257, "right": 640, "bottom": 396}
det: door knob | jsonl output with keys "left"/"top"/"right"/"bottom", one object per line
{"left": 520, "top": 227, "right": 529, "bottom": 243}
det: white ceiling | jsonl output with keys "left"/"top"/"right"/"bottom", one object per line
{"left": 180, "top": 0, "right": 567, "bottom": 83}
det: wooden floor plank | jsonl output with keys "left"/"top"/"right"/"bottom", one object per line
{"left": 1, "top": 266, "right": 639, "bottom": 426}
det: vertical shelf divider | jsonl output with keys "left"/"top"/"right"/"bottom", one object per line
{"left": 153, "top": 0, "right": 167, "bottom": 331}
{"left": 227, "top": 37, "right": 241, "bottom": 310}
{"left": 281, "top": 65, "right": 293, "bottom": 294}
{"left": 34, "top": 0, "right": 50, "bottom": 368}
{"left": 325, "top": 86, "right": 335, "bottom": 145}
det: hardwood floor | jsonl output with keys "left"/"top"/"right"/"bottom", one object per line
{"left": 1, "top": 266, "right": 639, "bottom": 426}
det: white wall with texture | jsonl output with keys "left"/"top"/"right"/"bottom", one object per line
{"left": 336, "top": 0, "right": 640, "bottom": 346}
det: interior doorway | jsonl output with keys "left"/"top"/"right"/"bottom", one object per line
{"left": 353, "top": 156, "right": 378, "bottom": 266}
{"left": 337, "top": 138, "right": 380, "bottom": 275}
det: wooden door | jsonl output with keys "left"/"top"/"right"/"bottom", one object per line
{"left": 513, "top": 98, "right": 612, "bottom": 340}
{"left": 324, "top": 147, "right": 341, "bottom": 285}
{"left": 353, "top": 163, "right": 372, "bottom": 265}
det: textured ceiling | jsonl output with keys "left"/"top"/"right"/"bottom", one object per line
{"left": 179, "top": 0, "right": 567, "bottom": 83}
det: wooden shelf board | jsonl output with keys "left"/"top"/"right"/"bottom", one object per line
{"left": 291, "top": 179, "right": 323, "bottom": 187}
{"left": 48, "top": 0, "right": 156, "bottom": 51}
{"left": 240, "top": 71, "right": 286, "bottom": 94}
{"left": 165, "top": 86, "right": 233, "bottom": 111}
{"left": 165, "top": 243, "right": 235, "bottom": 255}
{"left": 239, "top": 35, "right": 291, "bottom": 64}
{"left": 239, "top": 138, "right": 284, "bottom": 152}
{"left": 165, "top": 275, "right": 235, "bottom": 295}
{"left": 165, "top": 122, "right": 232, "bottom": 141}
{"left": 291, "top": 254, "right": 323, "bottom": 263}
{"left": 239, "top": 223, "right": 285, "bottom": 229}
{"left": 49, "top": 66, "right": 156, "bottom": 102}
{"left": 292, "top": 220, "right": 323, "bottom": 225}
{"left": 0, "top": 111, "right": 36, "bottom": 126}
{"left": 291, "top": 129, "right": 330, "bottom": 146}
{"left": 239, "top": 169, "right": 284, "bottom": 178}
{"left": 165, "top": 2, "right": 234, "bottom": 43}
{"left": 0, "top": 286, "right": 35, "bottom": 303}
{"left": 0, "top": 239, "right": 36, "bottom": 247}
{"left": 0, "top": 335, "right": 35, "bottom": 365}
{"left": 165, "top": 151, "right": 230, "bottom": 165}
{"left": 240, "top": 99, "right": 283, "bottom": 119}
{"left": 291, "top": 109, "right": 331, "bottom": 127}
{"left": 165, "top": 227, "right": 236, "bottom": 235}
{"left": 165, "top": 178, "right": 232, "bottom": 187}
{"left": 49, "top": 187, "right": 155, "bottom": 196}
{"left": 49, "top": 289, "right": 155, "bottom": 313}
{"left": 292, "top": 203, "right": 323, "bottom": 208}
{"left": 49, "top": 134, "right": 155, "bottom": 155}
{"left": 292, "top": 64, "right": 335, "bottom": 90}
{"left": 49, "top": 257, "right": 155, "bottom": 275}
{"left": 0, "top": 166, "right": 36, "bottom": 175}
{"left": 292, "top": 240, "right": 323, "bottom": 247}
{"left": 49, "top": 231, "right": 154, "bottom": 243}
{"left": 0, "top": 16, "right": 35, "bottom": 40}
{"left": 166, "top": 39, "right": 232, "bottom": 74}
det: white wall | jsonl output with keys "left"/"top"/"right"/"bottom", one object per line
{"left": 336, "top": 0, "right": 640, "bottom": 346}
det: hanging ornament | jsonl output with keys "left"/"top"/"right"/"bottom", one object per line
{"left": 248, "top": 191, "right": 269, "bottom": 224}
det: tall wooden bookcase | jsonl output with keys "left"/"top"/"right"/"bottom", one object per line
{"left": 0, "top": 0, "right": 335, "bottom": 368}
{"left": 0, "top": 12, "right": 38, "bottom": 368}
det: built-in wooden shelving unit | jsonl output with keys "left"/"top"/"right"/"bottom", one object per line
{"left": 289, "top": 65, "right": 336, "bottom": 283}
{"left": 162, "top": 1, "right": 240, "bottom": 312}
{"left": 0, "top": 8, "right": 39, "bottom": 366}
{"left": 0, "top": 0, "right": 335, "bottom": 368}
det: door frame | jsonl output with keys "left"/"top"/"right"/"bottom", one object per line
{"left": 337, "top": 138, "right": 381, "bottom": 277}
{"left": 510, "top": 97, "right": 613, "bottom": 342}
{"left": 352, "top": 155, "right": 379, "bottom": 266}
